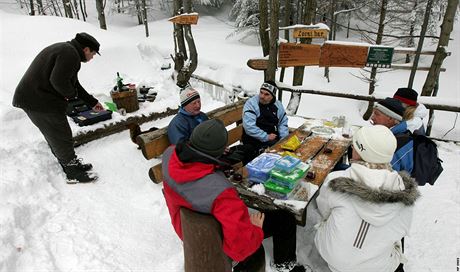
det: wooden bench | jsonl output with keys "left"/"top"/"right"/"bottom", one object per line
{"left": 137, "top": 99, "right": 246, "bottom": 183}
{"left": 180, "top": 208, "right": 232, "bottom": 272}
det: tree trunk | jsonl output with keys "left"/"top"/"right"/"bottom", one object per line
{"left": 408, "top": 0, "right": 433, "bottom": 88}
{"left": 79, "top": 0, "right": 86, "bottom": 21}
{"left": 36, "top": 0, "right": 44, "bottom": 14}
{"left": 287, "top": 0, "right": 315, "bottom": 115}
{"left": 73, "top": 0, "right": 80, "bottom": 19}
{"left": 29, "top": 0, "right": 35, "bottom": 15}
{"left": 405, "top": 0, "right": 418, "bottom": 63}
{"left": 142, "top": 0, "right": 149, "bottom": 37}
{"left": 362, "top": 0, "right": 388, "bottom": 120}
{"left": 63, "top": 0, "right": 73, "bottom": 17}
{"left": 284, "top": 0, "right": 291, "bottom": 41}
{"left": 135, "top": 0, "right": 142, "bottom": 24}
{"left": 95, "top": 0, "right": 106, "bottom": 29}
{"left": 259, "top": 0, "right": 269, "bottom": 57}
{"left": 421, "top": 0, "right": 458, "bottom": 96}
{"left": 267, "top": 0, "right": 279, "bottom": 81}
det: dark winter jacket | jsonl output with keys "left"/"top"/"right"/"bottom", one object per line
{"left": 162, "top": 144, "right": 264, "bottom": 261}
{"left": 13, "top": 39, "right": 98, "bottom": 114}
{"left": 167, "top": 108, "right": 209, "bottom": 145}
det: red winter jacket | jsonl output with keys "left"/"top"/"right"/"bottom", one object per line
{"left": 162, "top": 146, "right": 264, "bottom": 261}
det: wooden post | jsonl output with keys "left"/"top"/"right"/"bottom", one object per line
{"left": 181, "top": 208, "right": 232, "bottom": 272}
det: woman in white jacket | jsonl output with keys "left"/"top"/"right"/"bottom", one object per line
{"left": 314, "top": 125, "right": 420, "bottom": 272}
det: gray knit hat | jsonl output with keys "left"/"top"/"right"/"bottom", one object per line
{"left": 180, "top": 87, "right": 200, "bottom": 107}
{"left": 190, "top": 119, "right": 228, "bottom": 158}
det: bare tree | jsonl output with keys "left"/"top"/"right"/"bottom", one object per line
{"left": 141, "top": 0, "right": 149, "bottom": 37}
{"left": 362, "top": 0, "right": 388, "bottom": 120}
{"left": 95, "top": 0, "right": 107, "bottom": 29}
{"left": 63, "top": 0, "right": 73, "bottom": 17}
{"left": 422, "top": 0, "right": 458, "bottom": 96}
{"left": 259, "top": 0, "right": 270, "bottom": 57}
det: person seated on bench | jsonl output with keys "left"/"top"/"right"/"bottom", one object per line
{"left": 162, "top": 119, "right": 306, "bottom": 272}
{"left": 392, "top": 87, "right": 428, "bottom": 136}
{"left": 167, "top": 87, "right": 209, "bottom": 145}
{"left": 239, "top": 81, "right": 289, "bottom": 164}
{"left": 371, "top": 97, "right": 413, "bottom": 174}
{"left": 314, "top": 125, "right": 419, "bottom": 272}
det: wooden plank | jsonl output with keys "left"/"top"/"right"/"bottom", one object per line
{"left": 391, "top": 64, "right": 446, "bottom": 72}
{"left": 137, "top": 127, "right": 170, "bottom": 159}
{"left": 168, "top": 14, "right": 199, "bottom": 25}
{"left": 247, "top": 59, "right": 269, "bottom": 70}
{"left": 278, "top": 43, "right": 321, "bottom": 67}
{"left": 148, "top": 163, "right": 163, "bottom": 184}
{"left": 208, "top": 100, "right": 245, "bottom": 126}
{"left": 227, "top": 125, "right": 243, "bottom": 146}
{"left": 319, "top": 43, "right": 369, "bottom": 68}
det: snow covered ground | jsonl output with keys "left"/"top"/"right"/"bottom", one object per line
{"left": 0, "top": 4, "right": 459, "bottom": 272}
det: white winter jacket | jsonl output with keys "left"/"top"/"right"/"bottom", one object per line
{"left": 314, "top": 163, "right": 420, "bottom": 272}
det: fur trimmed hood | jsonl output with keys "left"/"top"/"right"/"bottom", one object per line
{"left": 329, "top": 171, "right": 420, "bottom": 206}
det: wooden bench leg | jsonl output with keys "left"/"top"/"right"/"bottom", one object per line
{"left": 180, "top": 208, "right": 232, "bottom": 272}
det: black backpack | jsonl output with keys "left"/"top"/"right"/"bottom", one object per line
{"left": 412, "top": 135, "right": 443, "bottom": 186}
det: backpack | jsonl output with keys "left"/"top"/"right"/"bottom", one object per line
{"left": 411, "top": 135, "right": 443, "bottom": 186}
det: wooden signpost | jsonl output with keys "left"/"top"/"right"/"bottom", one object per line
{"left": 278, "top": 43, "right": 321, "bottom": 67}
{"left": 293, "top": 28, "right": 329, "bottom": 39}
{"left": 247, "top": 59, "right": 269, "bottom": 70}
{"left": 319, "top": 43, "right": 369, "bottom": 68}
{"left": 168, "top": 13, "right": 199, "bottom": 25}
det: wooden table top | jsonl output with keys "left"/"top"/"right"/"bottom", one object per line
{"left": 232, "top": 121, "right": 352, "bottom": 225}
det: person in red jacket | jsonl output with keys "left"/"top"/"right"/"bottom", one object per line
{"left": 162, "top": 119, "right": 305, "bottom": 272}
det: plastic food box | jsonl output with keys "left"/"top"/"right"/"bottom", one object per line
{"left": 270, "top": 162, "right": 310, "bottom": 188}
{"left": 273, "top": 155, "right": 301, "bottom": 173}
{"left": 246, "top": 153, "right": 282, "bottom": 183}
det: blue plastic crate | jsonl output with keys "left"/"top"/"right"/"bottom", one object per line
{"left": 246, "top": 153, "right": 282, "bottom": 183}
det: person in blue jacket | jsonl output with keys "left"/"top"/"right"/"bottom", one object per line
{"left": 371, "top": 97, "right": 414, "bottom": 174}
{"left": 167, "top": 87, "right": 209, "bottom": 145}
{"left": 240, "top": 81, "right": 288, "bottom": 164}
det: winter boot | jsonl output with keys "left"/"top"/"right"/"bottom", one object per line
{"left": 274, "top": 262, "right": 306, "bottom": 272}
{"left": 61, "top": 159, "right": 97, "bottom": 183}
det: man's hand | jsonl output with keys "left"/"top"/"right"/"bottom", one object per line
{"left": 267, "top": 133, "right": 277, "bottom": 141}
{"left": 250, "top": 212, "right": 265, "bottom": 228}
{"left": 92, "top": 102, "right": 104, "bottom": 112}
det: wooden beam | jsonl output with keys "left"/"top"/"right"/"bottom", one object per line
{"left": 277, "top": 87, "right": 460, "bottom": 112}
{"left": 148, "top": 164, "right": 163, "bottom": 184}
{"left": 391, "top": 64, "right": 446, "bottom": 72}
{"left": 228, "top": 125, "right": 243, "bottom": 146}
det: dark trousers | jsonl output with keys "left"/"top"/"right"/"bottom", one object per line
{"left": 24, "top": 109, "right": 75, "bottom": 164}
{"left": 234, "top": 210, "right": 297, "bottom": 271}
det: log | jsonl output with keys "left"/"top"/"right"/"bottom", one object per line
{"left": 181, "top": 208, "right": 232, "bottom": 272}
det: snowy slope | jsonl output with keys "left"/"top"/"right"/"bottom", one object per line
{"left": 0, "top": 6, "right": 459, "bottom": 272}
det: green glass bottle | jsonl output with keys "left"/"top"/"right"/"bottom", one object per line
{"left": 116, "top": 72, "right": 124, "bottom": 91}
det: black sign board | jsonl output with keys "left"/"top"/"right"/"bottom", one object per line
{"left": 366, "top": 47, "right": 394, "bottom": 68}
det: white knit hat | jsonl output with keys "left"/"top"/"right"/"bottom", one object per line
{"left": 352, "top": 125, "right": 397, "bottom": 163}
{"left": 180, "top": 87, "right": 200, "bottom": 107}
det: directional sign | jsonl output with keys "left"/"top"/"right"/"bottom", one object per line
{"left": 247, "top": 59, "right": 269, "bottom": 70}
{"left": 366, "top": 47, "right": 394, "bottom": 68}
{"left": 293, "top": 28, "right": 328, "bottom": 39}
{"left": 168, "top": 14, "right": 199, "bottom": 25}
{"left": 278, "top": 43, "right": 321, "bottom": 67}
{"left": 319, "top": 43, "right": 369, "bottom": 68}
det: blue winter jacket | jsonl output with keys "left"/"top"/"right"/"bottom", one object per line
{"left": 242, "top": 96, "right": 289, "bottom": 143}
{"left": 167, "top": 107, "right": 208, "bottom": 145}
{"left": 391, "top": 123, "right": 414, "bottom": 174}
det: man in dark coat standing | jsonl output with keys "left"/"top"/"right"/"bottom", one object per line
{"left": 13, "top": 32, "right": 104, "bottom": 183}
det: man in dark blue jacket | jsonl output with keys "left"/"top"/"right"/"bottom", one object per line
{"left": 371, "top": 97, "right": 414, "bottom": 174}
{"left": 13, "top": 33, "right": 104, "bottom": 183}
{"left": 167, "top": 87, "right": 208, "bottom": 144}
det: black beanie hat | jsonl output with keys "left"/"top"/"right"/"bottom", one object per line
{"left": 75, "top": 32, "right": 100, "bottom": 55}
{"left": 260, "top": 81, "right": 278, "bottom": 97}
{"left": 190, "top": 119, "right": 228, "bottom": 158}
{"left": 393, "top": 87, "right": 418, "bottom": 106}
{"left": 374, "top": 97, "right": 405, "bottom": 121}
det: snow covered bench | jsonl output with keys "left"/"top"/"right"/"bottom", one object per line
{"left": 136, "top": 100, "right": 246, "bottom": 183}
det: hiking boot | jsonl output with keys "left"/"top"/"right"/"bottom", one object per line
{"left": 63, "top": 157, "right": 93, "bottom": 171}
{"left": 61, "top": 159, "right": 97, "bottom": 183}
{"left": 274, "top": 262, "right": 306, "bottom": 272}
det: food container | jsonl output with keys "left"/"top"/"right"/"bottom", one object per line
{"left": 246, "top": 153, "right": 282, "bottom": 183}
{"left": 270, "top": 162, "right": 310, "bottom": 188}
{"left": 273, "top": 155, "right": 301, "bottom": 173}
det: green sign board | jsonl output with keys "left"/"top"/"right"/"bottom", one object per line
{"left": 366, "top": 47, "right": 394, "bottom": 68}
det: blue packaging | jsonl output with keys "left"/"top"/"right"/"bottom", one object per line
{"left": 273, "top": 155, "right": 301, "bottom": 173}
{"left": 246, "top": 153, "right": 282, "bottom": 183}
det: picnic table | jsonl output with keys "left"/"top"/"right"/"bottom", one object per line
{"left": 231, "top": 119, "right": 353, "bottom": 226}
